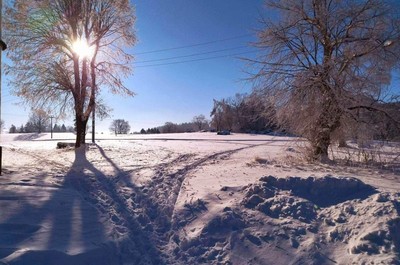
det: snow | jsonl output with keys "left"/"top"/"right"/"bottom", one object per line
{"left": 0, "top": 132, "right": 399, "bottom": 264}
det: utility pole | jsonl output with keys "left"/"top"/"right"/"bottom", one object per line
{"left": 50, "top": 116, "right": 54, "bottom": 139}
{"left": 92, "top": 96, "right": 95, "bottom": 143}
{"left": 0, "top": 0, "right": 7, "bottom": 175}
{"left": 91, "top": 64, "right": 96, "bottom": 144}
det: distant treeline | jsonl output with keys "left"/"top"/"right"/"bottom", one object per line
{"left": 148, "top": 91, "right": 400, "bottom": 144}
{"left": 142, "top": 92, "right": 277, "bottom": 135}
{"left": 140, "top": 121, "right": 210, "bottom": 134}
{"left": 9, "top": 123, "right": 74, "bottom": 134}
{"left": 209, "top": 92, "right": 276, "bottom": 134}
{"left": 9, "top": 109, "right": 74, "bottom": 134}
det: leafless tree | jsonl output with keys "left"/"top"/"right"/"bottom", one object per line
{"left": 161, "top": 122, "right": 178, "bottom": 134}
{"left": 109, "top": 119, "right": 130, "bottom": 135}
{"left": 210, "top": 99, "right": 224, "bottom": 131}
{"left": 210, "top": 93, "right": 276, "bottom": 133}
{"left": 28, "top": 109, "right": 49, "bottom": 133}
{"left": 4, "top": 0, "right": 136, "bottom": 147}
{"left": 192, "top": 115, "right": 209, "bottom": 131}
{"left": 210, "top": 99, "right": 235, "bottom": 131}
{"left": 250, "top": 0, "right": 400, "bottom": 160}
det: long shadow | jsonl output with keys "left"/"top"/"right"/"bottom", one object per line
{"left": 14, "top": 133, "right": 42, "bottom": 141}
{"left": 96, "top": 144, "right": 173, "bottom": 240}
{"left": 0, "top": 145, "right": 164, "bottom": 265}
{"left": 0, "top": 148, "right": 108, "bottom": 264}
{"left": 76, "top": 146, "right": 165, "bottom": 264}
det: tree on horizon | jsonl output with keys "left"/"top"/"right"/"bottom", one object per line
{"left": 110, "top": 119, "right": 130, "bottom": 135}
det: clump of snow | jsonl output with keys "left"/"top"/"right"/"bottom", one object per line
{"left": 172, "top": 207, "right": 245, "bottom": 264}
{"left": 250, "top": 175, "right": 377, "bottom": 207}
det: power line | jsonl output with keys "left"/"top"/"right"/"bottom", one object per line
{"left": 2, "top": 98, "right": 18, "bottom": 103}
{"left": 136, "top": 45, "right": 249, "bottom": 64}
{"left": 2, "top": 112, "right": 27, "bottom": 117}
{"left": 136, "top": 50, "right": 258, "bottom": 68}
{"left": 135, "top": 34, "right": 253, "bottom": 55}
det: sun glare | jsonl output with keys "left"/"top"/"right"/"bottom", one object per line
{"left": 72, "top": 39, "right": 94, "bottom": 58}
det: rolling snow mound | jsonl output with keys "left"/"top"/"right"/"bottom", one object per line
{"left": 172, "top": 175, "right": 399, "bottom": 264}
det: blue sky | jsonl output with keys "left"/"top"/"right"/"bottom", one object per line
{"left": 2, "top": 0, "right": 265, "bottom": 133}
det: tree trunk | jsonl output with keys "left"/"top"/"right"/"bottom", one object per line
{"left": 338, "top": 138, "right": 347, "bottom": 148}
{"left": 75, "top": 118, "right": 88, "bottom": 148}
{"left": 310, "top": 94, "right": 342, "bottom": 161}
{"left": 73, "top": 55, "right": 91, "bottom": 148}
{"left": 75, "top": 109, "right": 89, "bottom": 148}
{"left": 339, "top": 137, "right": 348, "bottom": 148}
{"left": 311, "top": 128, "right": 331, "bottom": 161}
{"left": 337, "top": 126, "right": 348, "bottom": 147}
{"left": 75, "top": 113, "right": 83, "bottom": 148}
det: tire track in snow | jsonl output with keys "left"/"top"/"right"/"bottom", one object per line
{"left": 134, "top": 141, "right": 275, "bottom": 261}
{"left": 4, "top": 147, "right": 69, "bottom": 172}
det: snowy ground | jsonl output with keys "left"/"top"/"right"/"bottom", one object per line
{"left": 0, "top": 132, "right": 399, "bottom": 264}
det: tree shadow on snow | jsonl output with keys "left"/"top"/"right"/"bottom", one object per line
{"left": 14, "top": 133, "right": 43, "bottom": 141}
{"left": 0, "top": 145, "right": 164, "bottom": 265}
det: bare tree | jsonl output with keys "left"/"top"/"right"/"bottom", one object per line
{"left": 210, "top": 99, "right": 224, "bottom": 131}
{"left": 210, "top": 99, "right": 234, "bottom": 131}
{"left": 251, "top": 0, "right": 400, "bottom": 160}
{"left": 109, "top": 119, "right": 130, "bottom": 135}
{"left": 210, "top": 93, "right": 276, "bottom": 133}
{"left": 28, "top": 109, "right": 49, "bottom": 133}
{"left": 192, "top": 114, "right": 208, "bottom": 131}
{"left": 161, "top": 122, "right": 178, "bottom": 134}
{"left": 4, "top": 0, "right": 136, "bottom": 147}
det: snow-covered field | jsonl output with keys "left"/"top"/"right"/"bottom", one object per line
{"left": 0, "top": 132, "right": 399, "bottom": 264}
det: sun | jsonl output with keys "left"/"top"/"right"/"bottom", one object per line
{"left": 72, "top": 38, "right": 94, "bottom": 58}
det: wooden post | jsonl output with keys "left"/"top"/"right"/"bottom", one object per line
{"left": 92, "top": 99, "right": 95, "bottom": 143}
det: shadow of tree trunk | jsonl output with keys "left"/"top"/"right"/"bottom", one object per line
{"left": 0, "top": 145, "right": 164, "bottom": 264}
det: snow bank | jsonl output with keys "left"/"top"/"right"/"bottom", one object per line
{"left": 171, "top": 176, "right": 399, "bottom": 264}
